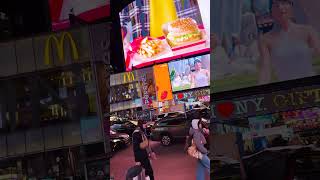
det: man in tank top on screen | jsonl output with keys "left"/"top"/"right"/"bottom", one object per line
{"left": 191, "top": 58, "right": 210, "bottom": 88}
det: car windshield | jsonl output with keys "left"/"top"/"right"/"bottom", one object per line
{"left": 168, "top": 112, "right": 185, "bottom": 118}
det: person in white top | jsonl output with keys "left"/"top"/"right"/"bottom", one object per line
{"left": 191, "top": 58, "right": 210, "bottom": 88}
{"left": 259, "top": 0, "right": 320, "bottom": 84}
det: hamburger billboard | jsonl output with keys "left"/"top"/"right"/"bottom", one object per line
{"left": 119, "top": 0, "right": 210, "bottom": 71}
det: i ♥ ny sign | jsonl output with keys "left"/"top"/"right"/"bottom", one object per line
{"left": 212, "top": 97, "right": 266, "bottom": 119}
{"left": 212, "top": 86, "right": 320, "bottom": 120}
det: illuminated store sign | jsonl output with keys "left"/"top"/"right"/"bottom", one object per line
{"left": 123, "top": 72, "right": 135, "bottom": 83}
{"left": 44, "top": 32, "right": 79, "bottom": 65}
{"left": 174, "top": 88, "right": 210, "bottom": 102}
{"left": 213, "top": 86, "right": 320, "bottom": 120}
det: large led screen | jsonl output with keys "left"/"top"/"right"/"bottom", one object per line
{"left": 154, "top": 64, "right": 174, "bottom": 101}
{"left": 120, "top": 0, "right": 210, "bottom": 71}
{"left": 137, "top": 67, "right": 157, "bottom": 109}
{"left": 49, "top": 0, "right": 110, "bottom": 31}
{"left": 212, "top": 0, "right": 320, "bottom": 93}
{"left": 169, "top": 54, "right": 210, "bottom": 92}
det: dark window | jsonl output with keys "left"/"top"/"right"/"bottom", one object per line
{"left": 167, "top": 119, "right": 185, "bottom": 126}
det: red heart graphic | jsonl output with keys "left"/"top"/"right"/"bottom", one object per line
{"left": 177, "top": 93, "right": 184, "bottom": 99}
{"left": 216, "top": 102, "right": 235, "bottom": 118}
{"left": 161, "top": 91, "right": 168, "bottom": 100}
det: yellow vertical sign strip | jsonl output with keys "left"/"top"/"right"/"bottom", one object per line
{"left": 154, "top": 64, "right": 173, "bottom": 102}
{"left": 150, "top": 0, "right": 178, "bottom": 38}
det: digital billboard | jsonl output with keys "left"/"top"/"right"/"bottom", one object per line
{"left": 212, "top": 0, "right": 320, "bottom": 92}
{"left": 119, "top": 0, "right": 210, "bottom": 71}
{"left": 48, "top": 0, "right": 110, "bottom": 31}
{"left": 154, "top": 64, "right": 174, "bottom": 102}
{"left": 137, "top": 67, "right": 157, "bottom": 109}
{"left": 169, "top": 54, "right": 210, "bottom": 92}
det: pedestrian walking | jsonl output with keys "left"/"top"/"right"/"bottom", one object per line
{"left": 187, "top": 115, "right": 210, "bottom": 180}
{"left": 132, "top": 120, "right": 157, "bottom": 180}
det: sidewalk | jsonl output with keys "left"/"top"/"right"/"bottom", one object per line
{"left": 110, "top": 141, "right": 210, "bottom": 180}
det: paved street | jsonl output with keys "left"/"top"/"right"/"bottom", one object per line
{"left": 110, "top": 141, "right": 210, "bottom": 180}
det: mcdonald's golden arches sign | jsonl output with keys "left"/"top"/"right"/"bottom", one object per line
{"left": 123, "top": 72, "right": 135, "bottom": 84}
{"left": 44, "top": 32, "right": 79, "bottom": 65}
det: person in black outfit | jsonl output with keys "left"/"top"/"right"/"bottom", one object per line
{"left": 132, "top": 120, "right": 156, "bottom": 180}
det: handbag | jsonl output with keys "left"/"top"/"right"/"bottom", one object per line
{"left": 187, "top": 139, "right": 201, "bottom": 159}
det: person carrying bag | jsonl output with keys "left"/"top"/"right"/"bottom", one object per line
{"left": 132, "top": 120, "right": 157, "bottom": 180}
{"left": 187, "top": 118, "right": 210, "bottom": 180}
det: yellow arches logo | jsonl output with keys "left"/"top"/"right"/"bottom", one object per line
{"left": 44, "top": 32, "right": 79, "bottom": 65}
{"left": 123, "top": 72, "right": 135, "bottom": 83}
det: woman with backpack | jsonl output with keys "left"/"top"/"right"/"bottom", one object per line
{"left": 187, "top": 116, "right": 210, "bottom": 180}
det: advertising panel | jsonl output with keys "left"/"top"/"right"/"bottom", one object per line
{"left": 44, "top": 32, "right": 79, "bottom": 65}
{"left": 110, "top": 71, "right": 138, "bottom": 86}
{"left": 280, "top": 107, "right": 320, "bottom": 132}
{"left": 169, "top": 54, "right": 210, "bottom": 92}
{"left": 120, "top": 0, "right": 210, "bottom": 71}
{"left": 48, "top": 0, "right": 110, "bottom": 31}
{"left": 34, "top": 28, "right": 91, "bottom": 70}
{"left": 137, "top": 67, "right": 156, "bottom": 109}
{"left": 212, "top": 0, "right": 320, "bottom": 92}
{"left": 212, "top": 85, "right": 320, "bottom": 121}
{"left": 153, "top": 64, "right": 173, "bottom": 102}
{"left": 174, "top": 88, "right": 210, "bottom": 103}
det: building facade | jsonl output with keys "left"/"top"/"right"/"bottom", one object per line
{"left": 0, "top": 22, "right": 110, "bottom": 179}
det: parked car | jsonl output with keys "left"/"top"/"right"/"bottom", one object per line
{"left": 110, "top": 120, "right": 137, "bottom": 136}
{"left": 151, "top": 109, "right": 210, "bottom": 146}
{"left": 145, "top": 121, "right": 155, "bottom": 137}
{"left": 186, "top": 107, "right": 210, "bottom": 121}
{"left": 110, "top": 130, "right": 130, "bottom": 152}
{"left": 156, "top": 111, "right": 186, "bottom": 121}
{"left": 150, "top": 113, "right": 187, "bottom": 146}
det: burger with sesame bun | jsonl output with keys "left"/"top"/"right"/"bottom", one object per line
{"left": 166, "top": 18, "right": 202, "bottom": 47}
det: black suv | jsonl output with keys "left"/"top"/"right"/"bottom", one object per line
{"left": 150, "top": 112, "right": 187, "bottom": 146}
{"left": 151, "top": 108, "right": 210, "bottom": 146}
